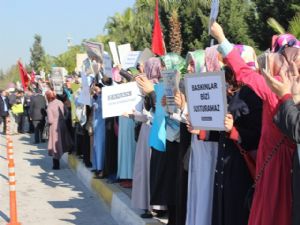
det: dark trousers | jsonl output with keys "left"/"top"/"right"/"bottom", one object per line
{"left": 0, "top": 116, "right": 7, "bottom": 133}
{"left": 32, "top": 120, "right": 45, "bottom": 143}
{"left": 17, "top": 113, "right": 25, "bottom": 133}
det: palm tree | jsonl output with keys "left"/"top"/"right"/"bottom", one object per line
{"left": 267, "top": 13, "right": 300, "bottom": 39}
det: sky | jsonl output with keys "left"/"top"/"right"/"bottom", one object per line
{"left": 0, "top": 0, "right": 136, "bottom": 72}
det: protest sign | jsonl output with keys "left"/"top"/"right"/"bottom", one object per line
{"left": 102, "top": 82, "right": 143, "bottom": 118}
{"left": 77, "top": 71, "right": 92, "bottom": 106}
{"left": 184, "top": 71, "right": 227, "bottom": 130}
{"left": 209, "top": 0, "right": 219, "bottom": 34}
{"left": 118, "top": 43, "right": 131, "bottom": 66}
{"left": 109, "top": 42, "right": 120, "bottom": 65}
{"left": 83, "top": 41, "right": 104, "bottom": 62}
{"left": 50, "top": 67, "right": 66, "bottom": 95}
{"left": 138, "top": 48, "right": 154, "bottom": 64}
{"left": 103, "top": 52, "right": 113, "bottom": 78}
{"left": 162, "top": 70, "right": 180, "bottom": 113}
{"left": 122, "top": 51, "right": 142, "bottom": 69}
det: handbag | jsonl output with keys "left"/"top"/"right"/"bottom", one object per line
{"left": 42, "top": 123, "right": 49, "bottom": 140}
{"left": 244, "top": 136, "right": 287, "bottom": 210}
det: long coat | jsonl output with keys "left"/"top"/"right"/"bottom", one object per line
{"left": 47, "top": 99, "right": 73, "bottom": 159}
{"left": 273, "top": 97, "right": 300, "bottom": 225}
{"left": 210, "top": 86, "right": 262, "bottom": 225}
{"left": 225, "top": 48, "right": 295, "bottom": 225}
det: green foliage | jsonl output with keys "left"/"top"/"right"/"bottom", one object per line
{"left": 248, "top": 0, "right": 299, "bottom": 50}
{"left": 288, "top": 13, "right": 300, "bottom": 39}
{"left": 54, "top": 45, "right": 84, "bottom": 74}
{"left": 30, "top": 34, "right": 45, "bottom": 72}
{"left": 0, "top": 64, "right": 19, "bottom": 89}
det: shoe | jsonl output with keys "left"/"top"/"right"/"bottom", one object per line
{"left": 140, "top": 211, "right": 153, "bottom": 219}
{"left": 120, "top": 180, "right": 132, "bottom": 188}
{"left": 85, "top": 162, "right": 93, "bottom": 168}
{"left": 52, "top": 159, "right": 60, "bottom": 170}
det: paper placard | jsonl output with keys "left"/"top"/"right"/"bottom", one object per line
{"left": 118, "top": 43, "right": 131, "bottom": 66}
{"left": 102, "top": 82, "right": 143, "bottom": 118}
{"left": 50, "top": 67, "right": 65, "bottom": 95}
{"left": 109, "top": 42, "right": 120, "bottom": 65}
{"left": 209, "top": 0, "right": 219, "bottom": 34}
{"left": 83, "top": 41, "right": 104, "bottom": 62}
{"left": 123, "top": 51, "right": 142, "bottom": 69}
{"left": 103, "top": 52, "right": 113, "bottom": 78}
{"left": 77, "top": 71, "right": 92, "bottom": 106}
{"left": 184, "top": 72, "right": 227, "bottom": 130}
{"left": 162, "top": 70, "right": 180, "bottom": 113}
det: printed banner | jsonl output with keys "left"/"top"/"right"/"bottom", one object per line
{"left": 102, "top": 82, "right": 143, "bottom": 118}
{"left": 184, "top": 71, "right": 227, "bottom": 130}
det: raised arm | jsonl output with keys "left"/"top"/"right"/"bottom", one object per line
{"left": 210, "top": 22, "right": 273, "bottom": 101}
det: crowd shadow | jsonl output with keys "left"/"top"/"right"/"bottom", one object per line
{"left": 23, "top": 145, "right": 111, "bottom": 225}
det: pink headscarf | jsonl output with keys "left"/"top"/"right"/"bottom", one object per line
{"left": 272, "top": 34, "right": 300, "bottom": 52}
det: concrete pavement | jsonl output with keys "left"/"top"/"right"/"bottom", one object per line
{"left": 0, "top": 133, "right": 117, "bottom": 225}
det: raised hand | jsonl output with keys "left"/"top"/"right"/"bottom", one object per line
{"left": 224, "top": 113, "right": 234, "bottom": 133}
{"left": 210, "top": 22, "right": 226, "bottom": 44}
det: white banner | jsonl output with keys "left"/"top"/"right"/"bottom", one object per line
{"left": 184, "top": 71, "right": 227, "bottom": 130}
{"left": 122, "top": 51, "right": 141, "bottom": 69}
{"left": 102, "top": 82, "right": 143, "bottom": 118}
{"left": 118, "top": 43, "right": 131, "bottom": 66}
{"left": 109, "top": 42, "right": 120, "bottom": 65}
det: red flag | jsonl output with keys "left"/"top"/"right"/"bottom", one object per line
{"left": 30, "top": 70, "right": 36, "bottom": 82}
{"left": 17, "top": 61, "right": 29, "bottom": 90}
{"left": 151, "top": 0, "right": 166, "bottom": 56}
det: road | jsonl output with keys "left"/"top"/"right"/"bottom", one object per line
{"left": 0, "top": 133, "right": 117, "bottom": 225}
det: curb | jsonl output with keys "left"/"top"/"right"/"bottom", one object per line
{"left": 62, "top": 154, "right": 163, "bottom": 225}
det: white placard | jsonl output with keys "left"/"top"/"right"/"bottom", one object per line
{"left": 77, "top": 71, "right": 92, "bottom": 106}
{"left": 118, "top": 43, "right": 131, "bottom": 66}
{"left": 103, "top": 52, "right": 113, "bottom": 78}
{"left": 51, "top": 67, "right": 65, "bottom": 95}
{"left": 123, "top": 51, "right": 142, "bottom": 69}
{"left": 209, "top": 0, "right": 219, "bottom": 34}
{"left": 184, "top": 72, "right": 227, "bottom": 130}
{"left": 83, "top": 41, "right": 104, "bottom": 61}
{"left": 102, "top": 82, "right": 143, "bottom": 118}
{"left": 109, "top": 42, "right": 120, "bottom": 65}
{"left": 162, "top": 70, "right": 180, "bottom": 113}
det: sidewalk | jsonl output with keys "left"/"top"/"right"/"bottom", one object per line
{"left": 62, "top": 153, "right": 165, "bottom": 225}
{"left": 0, "top": 133, "right": 117, "bottom": 225}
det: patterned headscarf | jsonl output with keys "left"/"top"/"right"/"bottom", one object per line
{"left": 272, "top": 34, "right": 300, "bottom": 53}
{"left": 160, "top": 53, "right": 186, "bottom": 74}
{"left": 144, "top": 57, "right": 162, "bottom": 83}
{"left": 186, "top": 50, "right": 206, "bottom": 73}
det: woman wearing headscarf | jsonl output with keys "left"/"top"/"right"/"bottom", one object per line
{"left": 185, "top": 50, "right": 219, "bottom": 225}
{"left": 131, "top": 58, "right": 161, "bottom": 218}
{"left": 209, "top": 66, "right": 262, "bottom": 225}
{"left": 211, "top": 22, "right": 298, "bottom": 225}
{"left": 160, "top": 53, "right": 189, "bottom": 225}
{"left": 46, "top": 90, "right": 73, "bottom": 169}
{"left": 262, "top": 46, "right": 300, "bottom": 225}
{"left": 91, "top": 84, "right": 106, "bottom": 178}
{"left": 136, "top": 59, "right": 168, "bottom": 218}
{"left": 116, "top": 72, "right": 137, "bottom": 188}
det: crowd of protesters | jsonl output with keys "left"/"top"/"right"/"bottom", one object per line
{"left": 0, "top": 21, "right": 299, "bottom": 225}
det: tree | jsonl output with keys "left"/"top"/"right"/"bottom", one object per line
{"left": 54, "top": 45, "right": 84, "bottom": 74}
{"left": 248, "top": 0, "right": 299, "bottom": 50}
{"left": 30, "top": 34, "right": 45, "bottom": 72}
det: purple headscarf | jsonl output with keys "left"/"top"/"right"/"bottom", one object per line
{"left": 144, "top": 57, "right": 162, "bottom": 83}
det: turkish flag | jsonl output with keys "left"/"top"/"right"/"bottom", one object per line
{"left": 17, "top": 61, "right": 29, "bottom": 90}
{"left": 151, "top": 0, "right": 166, "bottom": 56}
